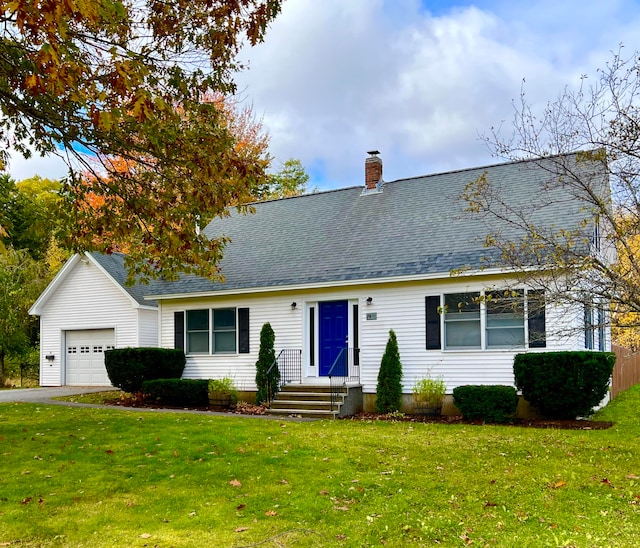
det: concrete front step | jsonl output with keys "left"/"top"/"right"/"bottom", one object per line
{"left": 268, "top": 383, "right": 362, "bottom": 419}
{"left": 279, "top": 385, "right": 347, "bottom": 394}
{"left": 275, "top": 392, "right": 340, "bottom": 402}
{"left": 270, "top": 399, "right": 340, "bottom": 410}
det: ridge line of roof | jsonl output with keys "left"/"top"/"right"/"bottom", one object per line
{"left": 388, "top": 151, "right": 584, "bottom": 185}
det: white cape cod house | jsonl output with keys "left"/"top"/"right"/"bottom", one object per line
{"left": 140, "top": 152, "right": 611, "bottom": 413}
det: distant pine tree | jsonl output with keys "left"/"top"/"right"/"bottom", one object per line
{"left": 255, "top": 323, "right": 278, "bottom": 404}
{"left": 375, "top": 330, "right": 403, "bottom": 413}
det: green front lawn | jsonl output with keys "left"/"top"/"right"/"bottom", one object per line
{"left": 1, "top": 387, "right": 639, "bottom": 547}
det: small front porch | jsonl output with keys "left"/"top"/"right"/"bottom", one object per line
{"left": 265, "top": 347, "right": 363, "bottom": 418}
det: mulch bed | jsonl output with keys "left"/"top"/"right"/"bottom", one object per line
{"left": 348, "top": 412, "right": 614, "bottom": 430}
{"left": 102, "top": 396, "right": 613, "bottom": 429}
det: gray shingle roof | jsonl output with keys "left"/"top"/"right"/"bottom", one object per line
{"left": 89, "top": 252, "right": 158, "bottom": 307}
{"left": 146, "top": 153, "right": 606, "bottom": 297}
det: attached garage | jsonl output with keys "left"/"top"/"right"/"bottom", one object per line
{"left": 65, "top": 329, "right": 115, "bottom": 385}
{"left": 29, "top": 252, "right": 159, "bottom": 386}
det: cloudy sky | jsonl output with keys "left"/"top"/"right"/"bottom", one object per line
{"left": 8, "top": 0, "right": 640, "bottom": 190}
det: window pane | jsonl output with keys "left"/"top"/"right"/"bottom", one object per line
{"left": 187, "top": 309, "right": 209, "bottom": 331}
{"left": 214, "top": 331, "right": 236, "bottom": 353}
{"left": 188, "top": 332, "right": 209, "bottom": 353}
{"left": 213, "top": 308, "right": 236, "bottom": 330}
{"left": 487, "top": 327, "right": 524, "bottom": 348}
{"left": 445, "top": 293, "right": 480, "bottom": 316}
{"left": 445, "top": 321, "right": 481, "bottom": 348}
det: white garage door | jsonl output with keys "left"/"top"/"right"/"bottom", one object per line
{"left": 65, "top": 329, "right": 115, "bottom": 386}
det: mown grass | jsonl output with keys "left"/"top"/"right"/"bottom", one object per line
{"left": 1, "top": 387, "right": 639, "bottom": 547}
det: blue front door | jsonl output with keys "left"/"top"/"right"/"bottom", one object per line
{"left": 319, "top": 300, "right": 348, "bottom": 376}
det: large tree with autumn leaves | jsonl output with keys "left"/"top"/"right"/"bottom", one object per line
{"left": 0, "top": 0, "right": 282, "bottom": 282}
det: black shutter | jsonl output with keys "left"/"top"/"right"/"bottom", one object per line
{"left": 527, "top": 291, "right": 546, "bottom": 348}
{"left": 174, "top": 311, "right": 185, "bottom": 351}
{"left": 426, "top": 296, "right": 441, "bottom": 350}
{"left": 238, "top": 308, "right": 250, "bottom": 353}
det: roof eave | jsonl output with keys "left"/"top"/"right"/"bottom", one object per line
{"left": 143, "top": 266, "right": 529, "bottom": 301}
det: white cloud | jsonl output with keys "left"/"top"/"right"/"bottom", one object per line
{"left": 235, "top": 0, "right": 640, "bottom": 188}
{"left": 7, "top": 150, "right": 69, "bottom": 182}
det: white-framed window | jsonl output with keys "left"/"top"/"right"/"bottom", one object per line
{"left": 426, "top": 289, "right": 546, "bottom": 351}
{"left": 185, "top": 308, "right": 237, "bottom": 354}
{"left": 67, "top": 346, "right": 77, "bottom": 354}
{"left": 80, "top": 346, "right": 90, "bottom": 354}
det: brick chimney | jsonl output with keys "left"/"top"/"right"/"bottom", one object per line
{"left": 365, "top": 150, "right": 382, "bottom": 190}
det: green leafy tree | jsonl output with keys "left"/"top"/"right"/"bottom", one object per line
{"left": 0, "top": 0, "right": 282, "bottom": 282}
{"left": 0, "top": 247, "right": 49, "bottom": 385}
{"left": 256, "top": 158, "right": 311, "bottom": 201}
{"left": 461, "top": 49, "right": 640, "bottom": 339}
{"left": 255, "top": 322, "right": 278, "bottom": 405}
{"left": 376, "top": 330, "right": 403, "bottom": 413}
{"left": 0, "top": 174, "right": 65, "bottom": 260}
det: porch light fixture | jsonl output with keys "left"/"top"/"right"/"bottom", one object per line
{"left": 366, "top": 297, "right": 373, "bottom": 305}
{"left": 45, "top": 354, "right": 55, "bottom": 362}
{"left": 291, "top": 302, "right": 297, "bottom": 310}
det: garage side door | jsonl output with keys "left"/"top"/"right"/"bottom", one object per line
{"left": 66, "top": 329, "right": 115, "bottom": 386}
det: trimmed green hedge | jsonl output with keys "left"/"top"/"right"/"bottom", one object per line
{"left": 452, "top": 385, "right": 518, "bottom": 424}
{"left": 104, "top": 347, "right": 185, "bottom": 393}
{"left": 514, "top": 351, "right": 615, "bottom": 419}
{"left": 142, "top": 379, "right": 209, "bottom": 407}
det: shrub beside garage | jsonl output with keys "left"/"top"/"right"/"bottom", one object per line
{"left": 105, "top": 347, "right": 185, "bottom": 393}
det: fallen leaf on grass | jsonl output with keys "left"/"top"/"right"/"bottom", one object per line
{"left": 334, "top": 506, "right": 349, "bottom": 512}
{"left": 173, "top": 450, "right": 179, "bottom": 458}
{"left": 189, "top": 511, "right": 197, "bottom": 517}
{"left": 105, "top": 449, "right": 114, "bottom": 455}
{"left": 229, "top": 479, "right": 242, "bottom": 487}
{"left": 140, "top": 534, "right": 151, "bottom": 539}
{"left": 601, "top": 478, "right": 614, "bottom": 487}
{"left": 38, "top": 498, "right": 44, "bottom": 507}
{"left": 319, "top": 490, "right": 329, "bottom": 496}
{"left": 549, "top": 481, "right": 566, "bottom": 489}
{"left": 279, "top": 479, "right": 289, "bottom": 485}
{"left": 237, "top": 503, "right": 246, "bottom": 511}
{"left": 627, "top": 474, "right": 640, "bottom": 480}
{"left": 265, "top": 510, "right": 277, "bottom": 516}
{"left": 235, "top": 527, "right": 249, "bottom": 533}
{"left": 20, "top": 497, "right": 32, "bottom": 505}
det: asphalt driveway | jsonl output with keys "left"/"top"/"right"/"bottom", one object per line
{"left": 0, "top": 386, "right": 115, "bottom": 403}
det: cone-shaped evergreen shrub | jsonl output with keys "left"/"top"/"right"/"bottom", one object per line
{"left": 255, "top": 322, "right": 278, "bottom": 404}
{"left": 376, "top": 330, "right": 403, "bottom": 413}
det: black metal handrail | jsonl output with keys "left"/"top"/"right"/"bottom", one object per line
{"left": 265, "top": 349, "right": 302, "bottom": 405}
{"left": 328, "top": 347, "right": 360, "bottom": 411}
